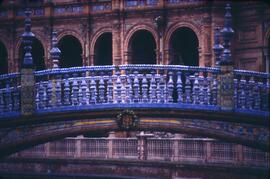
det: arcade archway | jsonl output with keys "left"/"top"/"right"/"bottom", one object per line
{"left": 169, "top": 27, "right": 199, "bottom": 66}
{"left": 0, "top": 41, "right": 8, "bottom": 75}
{"left": 128, "top": 30, "right": 156, "bottom": 64}
{"left": 59, "top": 35, "right": 83, "bottom": 68}
{"left": 94, "top": 33, "right": 112, "bottom": 66}
{"left": 19, "top": 37, "right": 45, "bottom": 71}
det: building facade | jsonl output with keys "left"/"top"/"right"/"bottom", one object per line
{"left": 0, "top": 0, "right": 269, "bottom": 75}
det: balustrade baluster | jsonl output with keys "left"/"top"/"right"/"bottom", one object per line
{"left": 121, "top": 74, "right": 126, "bottom": 103}
{"left": 167, "top": 71, "right": 174, "bottom": 103}
{"left": 262, "top": 80, "right": 270, "bottom": 111}
{"left": 199, "top": 75, "right": 204, "bottom": 105}
{"left": 0, "top": 89, "right": 4, "bottom": 113}
{"left": 42, "top": 81, "right": 48, "bottom": 109}
{"left": 71, "top": 78, "right": 79, "bottom": 106}
{"left": 253, "top": 80, "right": 260, "bottom": 110}
{"left": 142, "top": 74, "right": 148, "bottom": 103}
{"left": 246, "top": 76, "right": 254, "bottom": 110}
{"left": 80, "top": 77, "right": 88, "bottom": 105}
{"left": 204, "top": 74, "right": 210, "bottom": 105}
{"left": 176, "top": 71, "right": 183, "bottom": 103}
{"left": 133, "top": 71, "right": 140, "bottom": 103}
{"left": 239, "top": 75, "right": 246, "bottom": 109}
{"left": 78, "top": 79, "right": 83, "bottom": 105}
{"left": 55, "top": 75, "right": 62, "bottom": 107}
{"left": 156, "top": 74, "right": 161, "bottom": 103}
{"left": 4, "top": 80, "right": 12, "bottom": 112}
{"left": 99, "top": 74, "right": 105, "bottom": 104}
{"left": 212, "top": 73, "right": 218, "bottom": 106}
{"left": 107, "top": 73, "right": 113, "bottom": 103}
{"left": 36, "top": 83, "right": 40, "bottom": 109}
{"left": 114, "top": 70, "right": 122, "bottom": 103}
{"left": 233, "top": 78, "right": 239, "bottom": 109}
{"left": 149, "top": 70, "right": 157, "bottom": 103}
{"left": 258, "top": 81, "right": 263, "bottom": 111}
{"left": 63, "top": 76, "right": 71, "bottom": 106}
{"left": 206, "top": 76, "right": 211, "bottom": 105}
{"left": 90, "top": 75, "right": 97, "bottom": 104}
{"left": 160, "top": 71, "right": 166, "bottom": 103}
{"left": 125, "top": 71, "right": 133, "bottom": 103}
{"left": 47, "top": 80, "right": 53, "bottom": 108}
{"left": 192, "top": 73, "right": 200, "bottom": 104}
{"left": 185, "top": 73, "right": 192, "bottom": 104}
{"left": 261, "top": 80, "right": 269, "bottom": 111}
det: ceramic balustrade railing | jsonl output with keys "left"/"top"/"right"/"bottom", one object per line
{"left": 233, "top": 70, "right": 270, "bottom": 112}
{"left": 0, "top": 65, "right": 269, "bottom": 118}
{"left": 0, "top": 73, "right": 21, "bottom": 116}
{"left": 34, "top": 65, "right": 220, "bottom": 112}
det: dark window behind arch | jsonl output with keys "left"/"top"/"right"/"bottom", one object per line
{"left": 128, "top": 30, "right": 156, "bottom": 64}
{"left": 59, "top": 35, "right": 83, "bottom": 68}
{"left": 169, "top": 27, "right": 199, "bottom": 66}
{"left": 94, "top": 33, "right": 112, "bottom": 66}
{"left": 0, "top": 41, "right": 8, "bottom": 75}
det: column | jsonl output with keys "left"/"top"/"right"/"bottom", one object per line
{"left": 20, "top": 7, "right": 36, "bottom": 116}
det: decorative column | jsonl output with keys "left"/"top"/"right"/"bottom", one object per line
{"left": 50, "top": 30, "right": 61, "bottom": 107}
{"left": 20, "top": 7, "right": 36, "bottom": 116}
{"left": 218, "top": 3, "right": 235, "bottom": 111}
{"left": 213, "top": 27, "right": 223, "bottom": 66}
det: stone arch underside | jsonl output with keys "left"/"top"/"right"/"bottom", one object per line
{"left": 0, "top": 109, "right": 268, "bottom": 158}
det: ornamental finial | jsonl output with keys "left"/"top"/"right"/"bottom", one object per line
{"left": 213, "top": 27, "right": 224, "bottom": 66}
{"left": 21, "top": 7, "right": 35, "bottom": 68}
{"left": 50, "top": 30, "right": 61, "bottom": 68}
{"left": 220, "top": 3, "right": 234, "bottom": 65}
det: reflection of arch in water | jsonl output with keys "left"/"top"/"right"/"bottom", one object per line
{"left": 58, "top": 35, "right": 83, "bottom": 68}
{"left": 19, "top": 37, "right": 45, "bottom": 71}
{"left": 0, "top": 40, "right": 8, "bottom": 74}
{"left": 94, "top": 32, "right": 112, "bottom": 66}
{"left": 168, "top": 27, "right": 199, "bottom": 66}
{"left": 128, "top": 29, "right": 157, "bottom": 64}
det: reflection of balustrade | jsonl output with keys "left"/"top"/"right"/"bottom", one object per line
{"left": 0, "top": 65, "right": 269, "bottom": 118}
{"left": 13, "top": 137, "right": 270, "bottom": 167}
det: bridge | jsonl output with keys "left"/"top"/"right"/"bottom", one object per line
{"left": 0, "top": 3, "right": 269, "bottom": 163}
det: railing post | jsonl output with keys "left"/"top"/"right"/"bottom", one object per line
{"left": 137, "top": 132, "right": 151, "bottom": 160}
{"left": 218, "top": 3, "right": 235, "bottom": 111}
{"left": 49, "top": 31, "right": 61, "bottom": 108}
{"left": 20, "top": 7, "right": 36, "bottom": 116}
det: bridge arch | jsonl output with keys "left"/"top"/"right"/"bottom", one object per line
{"left": 58, "top": 35, "right": 83, "bottom": 68}
{"left": 0, "top": 108, "right": 268, "bottom": 158}
{"left": 93, "top": 32, "right": 113, "bottom": 66}
{"left": 124, "top": 24, "right": 158, "bottom": 64}
{"left": 0, "top": 40, "right": 8, "bottom": 75}
{"left": 165, "top": 22, "right": 201, "bottom": 66}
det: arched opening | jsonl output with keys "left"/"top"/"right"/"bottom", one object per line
{"left": 0, "top": 41, "right": 8, "bottom": 75}
{"left": 19, "top": 37, "right": 45, "bottom": 71}
{"left": 94, "top": 33, "right": 112, "bottom": 65}
{"left": 169, "top": 27, "right": 199, "bottom": 66}
{"left": 59, "top": 35, "right": 83, "bottom": 68}
{"left": 128, "top": 30, "right": 156, "bottom": 64}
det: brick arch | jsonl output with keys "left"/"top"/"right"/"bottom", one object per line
{"left": 164, "top": 22, "right": 201, "bottom": 65}
{"left": 90, "top": 27, "right": 112, "bottom": 57}
{"left": 164, "top": 22, "right": 201, "bottom": 50}
{"left": 15, "top": 31, "right": 48, "bottom": 70}
{"left": 57, "top": 30, "right": 84, "bottom": 48}
{"left": 124, "top": 23, "right": 159, "bottom": 64}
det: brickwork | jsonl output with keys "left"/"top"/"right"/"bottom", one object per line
{"left": 0, "top": 1, "right": 269, "bottom": 73}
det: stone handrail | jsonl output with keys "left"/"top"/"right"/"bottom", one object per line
{"left": 12, "top": 137, "right": 270, "bottom": 168}
{"left": 0, "top": 65, "right": 269, "bottom": 118}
